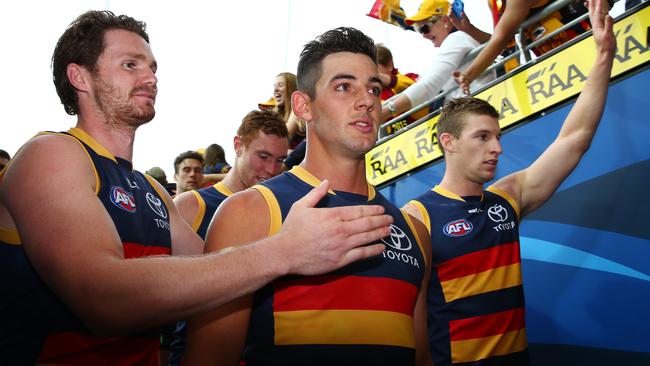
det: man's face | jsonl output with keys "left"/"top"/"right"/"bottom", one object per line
{"left": 236, "top": 130, "right": 288, "bottom": 189}
{"left": 89, "top": 29, "right": 158, "bottom": 127}
{"left": 174, "top": 158, "right": 204, "bottom": 193}
{"left": 450, "top": 114, "right": 502, "bottom": 184}
{"left": 307, "top": 52, "right": 382, "bottom": 159}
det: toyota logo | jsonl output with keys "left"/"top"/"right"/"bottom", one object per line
{"left": 146, "top": 192, "right": 168, "bottom": 219}
{"left": 487, "top": 204, "right": 508, "bottom": 222}
{"left": 381, "top": 224, "right": 412, "bottom": 251}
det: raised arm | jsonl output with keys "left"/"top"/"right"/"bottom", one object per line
{"left": 494, "top": 0, "right": 615, "bottom": 217}
{"left": 449, "top": 11, "right": 491, "bottom": 44}
{"left": 454, "top": 0, "right": 531, "bottom": 95}
{"left": 1, "top": 136, "right": 390, "bottom": 335}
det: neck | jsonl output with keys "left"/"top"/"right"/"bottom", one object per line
{"left": 300, "top": 141, "right": 369, "bottom": 195}
{"left": 75, "top": 117, "right": 136, "bottom": 162}
{"left": 221, "top": 165, "right": 246, "bottom": 193}
{"left": 438, "top": 173, "right": 485, "bottom": 197}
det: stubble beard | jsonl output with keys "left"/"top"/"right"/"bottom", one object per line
{"left": 93, "top": 76, "right": 156, "bottom": 128}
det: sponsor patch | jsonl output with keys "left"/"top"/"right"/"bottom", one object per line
{"left": 110, "top": 186, "right": 136, "bottom": 213}
{"left": 443, "top": 219, "right": 473, "bottom": 237}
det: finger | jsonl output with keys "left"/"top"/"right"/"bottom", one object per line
{"left": 339, "top": 243, "right": 386, "bottom": 267}
{"left": 294, "top": 179, "right": 329, "bottom": 209}
{"left": 328, "top": 204, "right": 388, "bottom": 222}
{"left": 338, "top": 213, "right": 392, "bottom": 237}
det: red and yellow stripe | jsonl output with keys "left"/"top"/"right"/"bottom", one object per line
{"left": 437, "top": 242, "right": 522, "bottom": 302}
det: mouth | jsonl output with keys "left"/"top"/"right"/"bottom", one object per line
{"left": 484, "top": 159, "right": 498, "bottom": 168}
{"left": 350, "top": 117, "right": 375, "bottom": 134}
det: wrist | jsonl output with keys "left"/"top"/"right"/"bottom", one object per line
{"left": 385, "top": 100, "right": 398, "bottom": 117}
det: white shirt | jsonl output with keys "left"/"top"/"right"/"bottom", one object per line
{"left": 402, "top": 31, "right": 496, "bottom": 106}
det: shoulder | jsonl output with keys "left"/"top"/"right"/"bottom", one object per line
{"left": 446, "top": 31, "right": 480, "bottom": 47}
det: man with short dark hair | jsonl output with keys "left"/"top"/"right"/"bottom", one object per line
{"left": 403, "top": 1, "right": 615, "bottom": 364}
{"left": 0, "top": 11, "right": 391, "bottom": 364}
{"left": 173, "top": 150, "right": 204, "bottom": 196}
{"left": 185, "top": 27, "right": 433, "bottom": 366}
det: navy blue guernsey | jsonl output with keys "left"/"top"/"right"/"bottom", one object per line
{"left": 0, "top": 128, "right": 172, "bottom": 365}
{"left": 243, "top": 166, "right": 427, "bottom": 366}
{"left": 410, "top": 185, "right": 528, "bottom": 366}
{"left": 190, "top": 182, "right": 232, "bottom": 239}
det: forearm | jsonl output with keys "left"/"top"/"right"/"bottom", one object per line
{"left": 69, "top": 236, "right": 287, "bottom": 335}
{"left": 382, "top": 95, "right": 412, "bottom": 121}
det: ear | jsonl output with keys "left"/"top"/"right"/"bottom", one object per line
{"left": 234, "top": 135, "right": 243, "bottom": 157}
{"left": 292, "top": 91, "right": 313, "bottom": 122}
{"left": 438, "top": 132, "right": 456, "bottom": 155}
{"left": 66, "top": 63, "right": 91, "bottom": 92}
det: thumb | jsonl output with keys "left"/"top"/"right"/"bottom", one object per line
{"left": 294, "top": 179, "right": 329, "bottom": 208}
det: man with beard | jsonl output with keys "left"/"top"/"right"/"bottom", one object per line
{"left": 0, "top": 11, "right": 393, "bottom": 364}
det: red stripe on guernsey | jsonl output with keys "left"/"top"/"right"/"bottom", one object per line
{"left": 437, "top": 242, "right": 520, "bottom": 281}
{"left": 123, "top": 242, "right": 171, "bottom": 258}
{"left": 449, "top": 307, "right": 526, "bottom": 341}
{"left": 38, "top": 332, "right": 159, "bottom": 365}
{"left": 274, "top": 275, "right": 417, "bottom": 315}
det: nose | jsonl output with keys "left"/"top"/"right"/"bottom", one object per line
{"left": 354, "top": 89, "right": 375, "bottom": 112}
{"left": 143, "top": 67, "right": 158, "bottom": 88}
{"left": 491, "top": 138, "right": 503, "bottom": 156}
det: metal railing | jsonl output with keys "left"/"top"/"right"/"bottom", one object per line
{"left": 377, "top": 0, "right": 617, "bottom": 145}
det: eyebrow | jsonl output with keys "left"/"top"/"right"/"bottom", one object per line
{"left": 329, "top": 73, "right": 383, "bottom": 86}
{"left": 124, "top": 52, "right": 157, "bottom": 69}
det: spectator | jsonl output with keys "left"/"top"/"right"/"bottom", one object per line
{"left": 454, "top": 0, "right": 590, "bottom": 94}
{"left": 381, "top": 0, "right": 495, "bottom": 122}
{"left": 0, "top": 149, "right": 10, "bottom": 171}
{"left": 0, "top": 10, "right": 391, "bottom": 364}
{"left": 404, "top": 1, "right": 615, "bottom": 363}
{"left": 173, "top": 150, "right": 204, "bottom": 196}
{"left": 272, "top": 72, "right": 306, "bottom": 151}
{"left": 146, "top": 166, "right": 175, "bottom": 196}
{"left": 185, "top": 26, "right": 433, "bottom": 366}
{"left": 376, "top": 43, "right": 418, "bottom": 100}
{"left": 203, "top": 143, "right": 231, "bottom": 174}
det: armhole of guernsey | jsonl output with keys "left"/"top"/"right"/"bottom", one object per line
{"left": 143, "top": 174, "right": 173, "bottom": 215}
{"left": 38, "top": 131, "right": 101, "bottom": 195}
{"left": 400, "top": 208, "right": 428, "bottom": 268}
{"left": 252, "top": 185, "right": 282, "bottom": 236}
{"left": 486, "top": 185, "right": 521, "bottom": 220}
{"left": 406, "top": 200, "right": 431, "bottom": 235}
{"left": 190, "top": 190, "right": 206, "bottom": 232}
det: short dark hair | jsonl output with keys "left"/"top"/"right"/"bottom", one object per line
{"left": 0, "top": 149, "right": 10, "bottom": 161}
{"left": 52, "top": 10, "right": 149, "bottom": 115}
{"left": 376, "top": 44, "right": 393, "bottom": 67}
{"left": 297, "top": 27, "right": 377, "bottom": 100}
{"left": 437, "top": 97, "right": 499, "bottom": 155}
{"left": 237, "top": 109, "right": 288, "bottom": 147}
{"left": 173, "top": 151, "right": 204, "bottom": 174}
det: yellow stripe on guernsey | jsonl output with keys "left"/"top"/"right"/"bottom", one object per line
{"left": 0, "top": 226, "right": 21, "bottom": 245}
{"left": 290, "top": 165, "right": 377, "bottom": 200}
{"left": 253, "top": 185, "right": 283, "bottom": 236}
{"left": 274, "top": 309, "right": 415, "bottom": 347}
{"left": 401, "top": 209, "right": 428, "bottom": 268}
{"left": 441, "top": 263, "right": 522, "bottom": 303}
{"left": 487, "top": 185, "right": 520, "bottom": 220}
{"left": 407, "top": 200, "right": 431, "bottom": 235}
{"left": 451, "top": 328, "right": 528, "bottom": 364}
{"left": 190, "top": 190, "right": 206, "bottom": 232}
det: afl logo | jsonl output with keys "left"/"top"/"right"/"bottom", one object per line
{"left": 487, "top": 204, "right": 508, "bottom": 222}
{"left": 443, "top": 219, "right": 473, "bottom": 237}
{"left": 381, "top": 224, "right": 412, "bottom": 251}
{"left": 146, "top": 192, "right": 168, "bottom": 219}
{"left": 110, "top": 186, "right": 136, "bottom": 213}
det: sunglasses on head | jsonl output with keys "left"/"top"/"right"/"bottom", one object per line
{"left": 414, "top": 17, "right": 441, "bottom": 34}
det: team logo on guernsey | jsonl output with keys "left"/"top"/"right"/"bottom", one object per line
{"left": 110, "top": 186, "right": 136, "bottom": 213}
{"left": 443, "top": 219, "right": 473, "bottom": 237}
{"left": 381, "top": 224, "right": 412, "bottom": 251}
{"left": 487, "top": 204, "right": 508, "bottom": 222}
{"left": 146, "top": 192, "right": 167, "bottom": 219}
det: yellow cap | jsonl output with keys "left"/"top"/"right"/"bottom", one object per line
{"left": 258, "top": 96, "right": 277, "bottom": 110}
{"left": 405, "top": 0, "right": 450, "bottom": 25}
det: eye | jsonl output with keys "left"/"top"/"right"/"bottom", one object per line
{"left": 335, "top": 83, "right": 349, "bottom": 92}
{"left": 369, "top": 86, "right": 382, "bottom": 96}
{"left": 123, "top": 61, "right": 137, "bottom": 69}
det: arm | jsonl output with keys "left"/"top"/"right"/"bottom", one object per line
{"left": 173, "top": 190, "right": 201, "bottom": 232}
{"left": 454, "top": 0, "right": 531, "bottom": 94}
{"left": 382, "top": 32, "right": 478, "bottom": 121}
{"left": 185, "top": 189, "right": 270, "bottom": 365}
{"left": 449, "top": 12, "right": 491, "bottom": 44}
{"left": 409, "top": 215, "right": 433, "bottom": 366}
{"left": 1, "top": 135, "right": 390, "bottom": 335}
{"left": 494, "top": 0, "right": 615, "bottom": 217}
{"left": 203, "top": 173, "right": 227, "bottom": 184}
